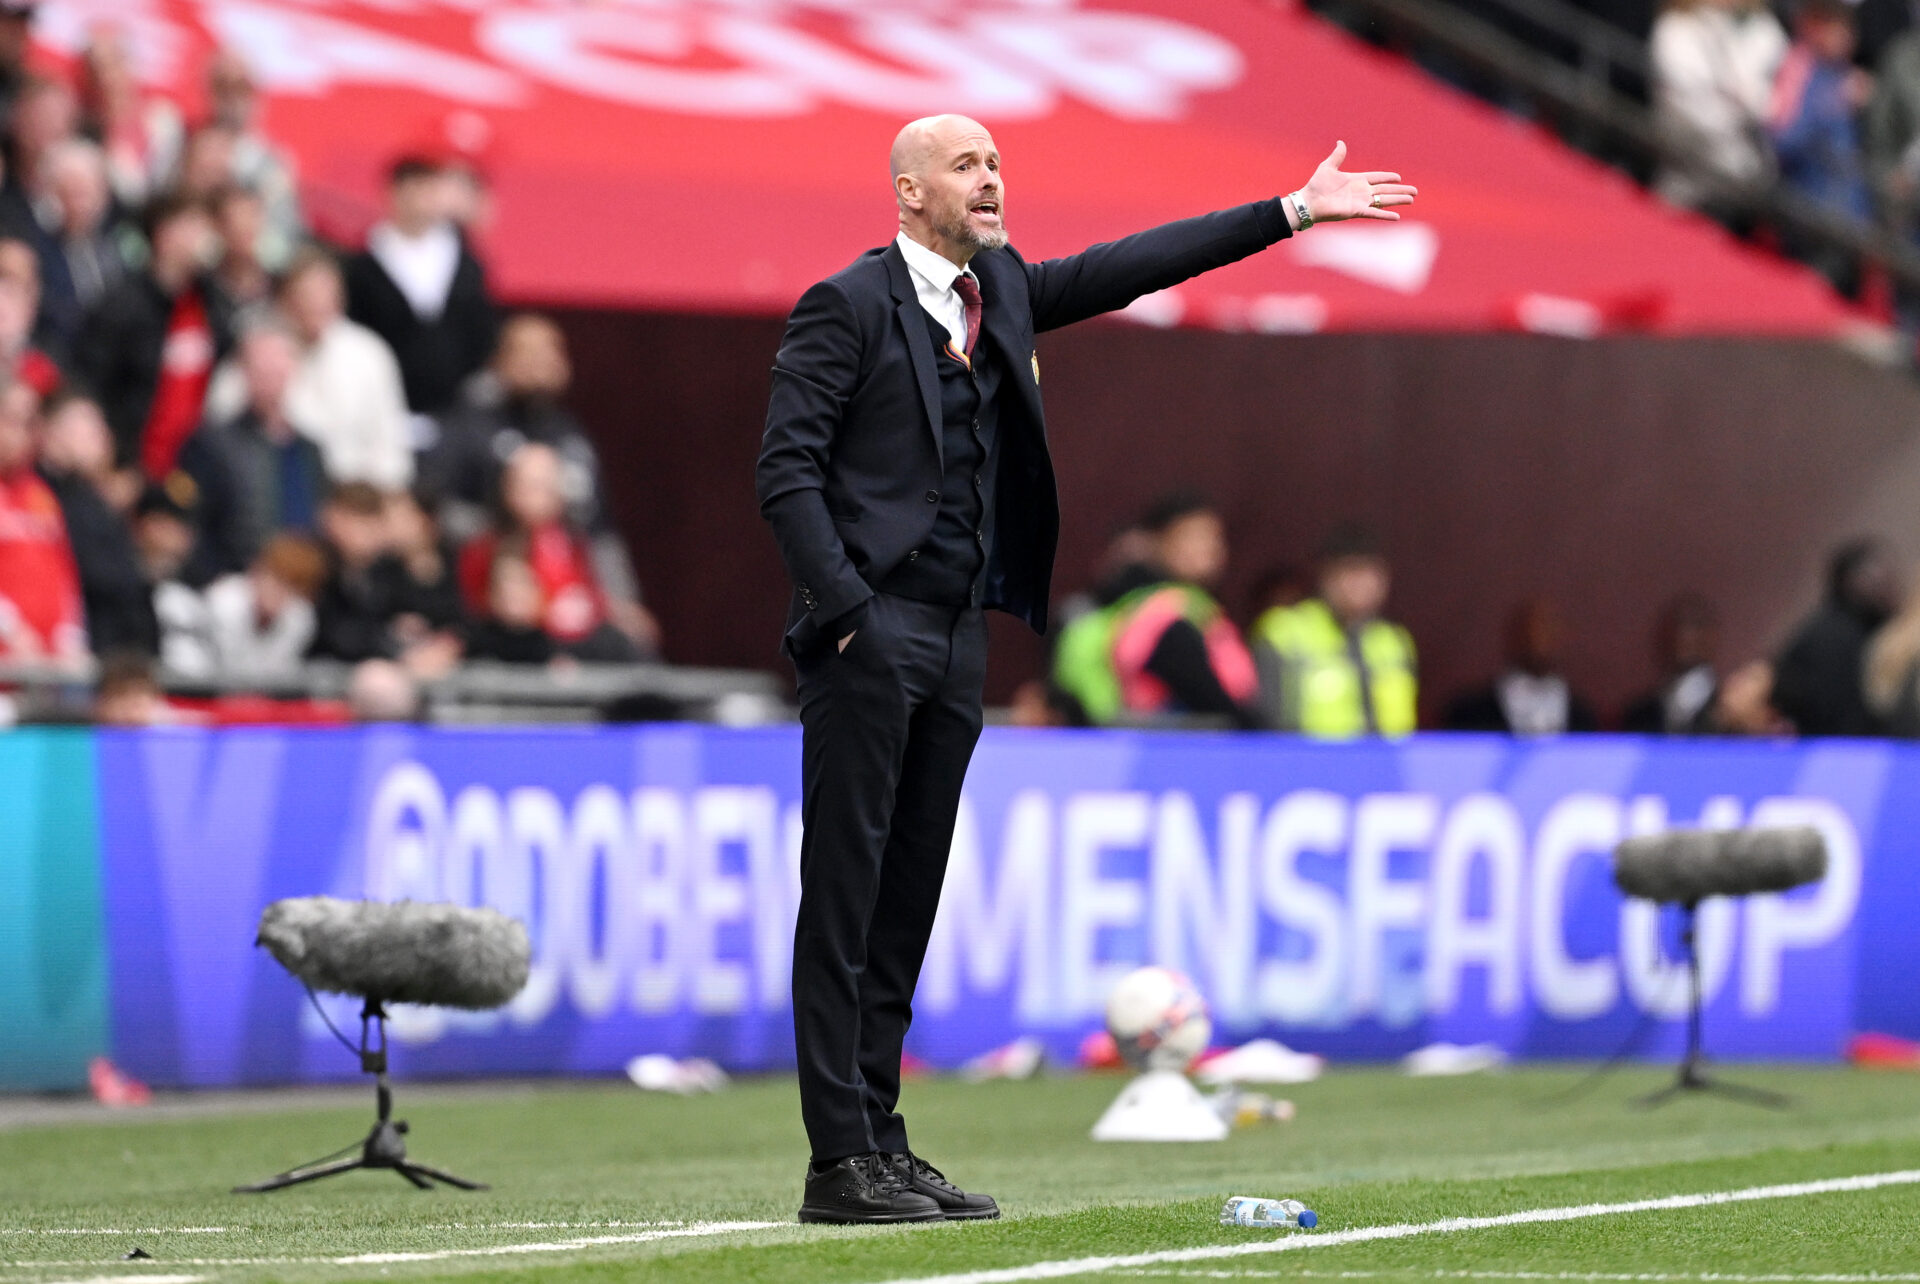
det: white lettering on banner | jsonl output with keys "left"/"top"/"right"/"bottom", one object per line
{"left": 92, "top": 2, "right": 1242, "bottom": 123}
{"left": 689, "top": 787, "right": 765, "bottom": 1014}
{"left": 1742, "top": 797, "right": 1862, "bottom": 1014}
{"left": 563, "top": 785, "right": 628, "bottom": 1020}
{"left": 1254, "top": 790, "right": 1349, "bottom": 1024}
{"left": 505, "top": 787, "right": 568, "bottom": 1028}
{"left": 1348, "top": 793, "right": 1437, "bottom": 1025}
{"left": 1529, "top": 793, "right": 1622, "bottom": 1020}
{"left": 924, "top": 793, "right": 1055, "bottom": 1020}
{"left": 204, "top": 2, "right": 528, "bottom": 104}
{"left": 357, "top": 765, "right": 1868, "bottom": 1044}
{"left": 1150, "top": 792, "right": 1259, "bottom": 1020}
{"left": 1059, "top": 791, "right": 1152, "bottom": 1014}
{"left": 1425, "top": 793, "right": 1526, "bottom": 1015}
{"left": 630, "top": 788, "right": 687, "bottom": 1014}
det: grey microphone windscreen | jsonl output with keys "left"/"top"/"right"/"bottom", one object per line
{"left": 257, "top": 897, "right": 531, "bottom": 1010}
{"left": 1612, "top": 825, "right": 1827, "bottom": 903}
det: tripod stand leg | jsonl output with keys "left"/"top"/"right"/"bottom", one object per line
{"left": 233, "top": 1156, "right": 368, "bottom": 1193}
{"left": 394, "top": 1164, "right": 435, "bottom": 1191}
{"left": 402, "top": 1162, "right": 490, "bottom": 1191}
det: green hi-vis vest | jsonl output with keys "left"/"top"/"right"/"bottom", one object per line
{"left": 1254, "top": 598, "right": 1418, "bottom": 738}
{"left": 1053, "top": 582, "right": 1230, "bottom": 726}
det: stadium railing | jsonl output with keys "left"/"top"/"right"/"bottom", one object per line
{"left": 0, "top": 659, "right": 789, "bottom": 726}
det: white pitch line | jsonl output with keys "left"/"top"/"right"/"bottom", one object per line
{"left": 333, "top": 1220, "right": 788, "bottom": 1263}
{"left": 1113, "top": 1266, "right": 1920, "bottom": 1274}
{"left": 867, "top": 1168, "right": 1920, "bottom": 1284}
{"left": 1, "top": 1220, "right": 680, "bottom": 1236}
{"left": 1, "top": 1219, "right": 787, "bottom": 1270}
{"left": 0, "top": 1229, "right": 229, "bottom": 1236}
{"left": 36, "top": 1276, "right": 205, "bottom": 1284}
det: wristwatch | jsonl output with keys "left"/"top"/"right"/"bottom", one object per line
{"left": 1287, "top": 190, "right": 1313, "bottom": 230}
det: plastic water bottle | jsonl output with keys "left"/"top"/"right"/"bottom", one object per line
{"left": 1220, "top": 1196, "right": 1318, "bottom": 1229}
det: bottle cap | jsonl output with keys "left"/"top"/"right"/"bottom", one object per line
{"left": 1297, "top": 1209, "right": 1318, "bottom": 1229}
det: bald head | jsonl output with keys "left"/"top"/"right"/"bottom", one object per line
{"left": 890, "top": 115, "right": 1006, "bottom": 266}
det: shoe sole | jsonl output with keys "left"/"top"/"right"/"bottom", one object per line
{"left": 940, "top": 1206, "right": 1001, "bottom": 1220}
{"left": 797, "top": 1206, "right": 946, "bottom": 1225}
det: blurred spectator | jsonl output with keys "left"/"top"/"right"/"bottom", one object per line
{"left": 93, "top": 650, "right": 170, "bottom": 726}
{"left": 426, "top": 315, "right": 630, "bottom": 584}
{"left": 1445, "top": 598, "right": 1600, "bottom": 734}
{"left": 1046, "top": 517, "right": 1153, "bottom": 639}
{"left": 1246, "top": 561, "right": 1310, "bottom": 625}
{"left": 39, "top": 139, "right": 135, "bottom": 356}
{"left": 1866, "top": 20, "right": 1920, "bottom": 328}
{"left": 1772, "top": 537, "right": 1899, "bottom": 736}
{"left": 76, "top": 26, "right": 182, "bottom": 214}
{"left": 458, "top": 443, "right": 655, "bottom": 661}
{"left": 1770, "top": 0, "right": 1874, "bottom": 291}
{"left": 347, "top": 657, "right": 421, "bottom": 722}
{"left": 209, "top": 248, "right": 412, "bottom": 489}
{"left": 1864, "top": 567, "right": 1920, "bottom": 735}
{"left": 1050, "top": 493, "right": 1257, "bottom": 727}
{"left": 1005, "top": 677, "right": 1085, "bottom": 728}
{"left": 204, "top": 48, "right": 302, "bottom": 273}
{"left": 1621, "top": 592, "right": 1721, "bottom": 733}
{"left": 0, "top": 1, "right": 33, "bottom": 141}
{"left": 1703, "top": 658, "right": 1794, "bottom": 735}
{"left": 0, "top": 259, "right": 58, "bottom": 396}
{"left": 463, "top": 552, "right": 555, "bottom": 665}
{"left": 380, "top": 487, "right": 464, "bottom": 673}
{"left": 9, "top": 75, "right": 78, "bottom": 208}
{"left": 177, "top": 316, "right": 326, "bottom": 577}
{"left": 0, "top": 377, "right": 86, "bottom": 665}
{"left": 79, "top": 192, "right": 234, "bottom": 475}
{"left": 37, "top": 390, "right": 154, "bottom": 655}
{"left": 210, "top": 183, "right": 272, "bottom": 308}
{"left": 183, "top": 533, "right": 326, "bottom": 680}
{"left": 1251, "top": 523, "right": 1418, "bottom": 738}
{"left": 130, "top": 473, "right": 202, "bottom": 591}
{"left": 309, "top": 480, "right": 396, "bottom": 664}
{"left": 1651, "top": 0, "right": 1787, "bottom": 218}
{"left": 172, "top": 122, "right": 240, "bottom": 207}
{"left": 345, "top": 155, "right": 498, "bottom": 416}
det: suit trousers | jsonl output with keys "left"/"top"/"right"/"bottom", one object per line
{"left": 790, "top": 591, "right": 989, "bottom": 1162}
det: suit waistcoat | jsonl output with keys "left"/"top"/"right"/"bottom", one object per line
{"left": 877, "top": 307, "right": 1003, "bottom": 607}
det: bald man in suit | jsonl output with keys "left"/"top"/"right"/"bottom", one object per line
{"left": 757, "top": 115, "right": 1415, "bottom": 1223}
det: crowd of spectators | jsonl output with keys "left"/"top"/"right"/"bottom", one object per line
{"left": 1617, "top": 0, "right": 1920, "bottom": 304}
{"left": 1026, "top": 493, "right": 1917, "bottom": 741}
{"left": 0, "top": 20, "right": 662, "bottom": 724}
{"left": 1334, "top": 0, "right": 1920, "bottom": 311}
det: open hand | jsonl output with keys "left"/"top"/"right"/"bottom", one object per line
{"left": 1301, "top": 141, "right": 1417, "bottom": 223}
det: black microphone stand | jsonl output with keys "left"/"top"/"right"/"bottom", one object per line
{"left": 1635, "top": 902, "right": 1791, "bottom": 1110}
{"left": 235, "top": 998, "right": 488, "bottom": 1192}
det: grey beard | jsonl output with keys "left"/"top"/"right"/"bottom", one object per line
{"left": 935, "top": 212, "right": 1008, "bottom": 253}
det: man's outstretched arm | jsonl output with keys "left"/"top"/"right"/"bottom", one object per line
{"left": 1025, "top": 141, "right": 1417, "bottom": 333}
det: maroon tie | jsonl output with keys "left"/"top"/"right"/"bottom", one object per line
{"left": 954, "top": 273, "right": 981, "bottom": 357}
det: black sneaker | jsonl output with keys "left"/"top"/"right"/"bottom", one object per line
{"left": 798, "top": 1153, "right": 945, "bottom": 1224}
{"left": 887, "top": 1151, "right": 1001, "bottom": 1220}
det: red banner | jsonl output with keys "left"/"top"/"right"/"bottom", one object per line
{"left": 40, "top": 0, "right": 1856, "bottom": 334}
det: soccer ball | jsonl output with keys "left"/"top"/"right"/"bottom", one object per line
{"left": 1104, "top": 966, "right": 1211, "bottom": 1072}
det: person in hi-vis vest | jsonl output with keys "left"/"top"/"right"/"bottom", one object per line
{"left": 1253, "top": 523, "right": 1417, "bottom": 737}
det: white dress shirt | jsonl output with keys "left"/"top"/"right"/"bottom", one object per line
{"left": 368, "top": 220, "right": 461, "bottom": 321}
{"left": 203, "top": 318, "right": 414, "bottom": 489}
{"left": 895, "top": 232, "right": 978, "bottom": 351}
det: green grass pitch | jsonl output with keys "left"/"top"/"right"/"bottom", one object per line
{"left": 4, "top": 1067, "right": 1920, "bottom": 1283}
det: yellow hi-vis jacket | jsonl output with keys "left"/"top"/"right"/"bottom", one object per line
{"left": 1252, "top": 598, "right": 1418, "bottom": 738}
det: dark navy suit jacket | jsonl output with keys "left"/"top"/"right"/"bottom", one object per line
{"left": 756, "top": 198, "right": 1293, "bottom": 655}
